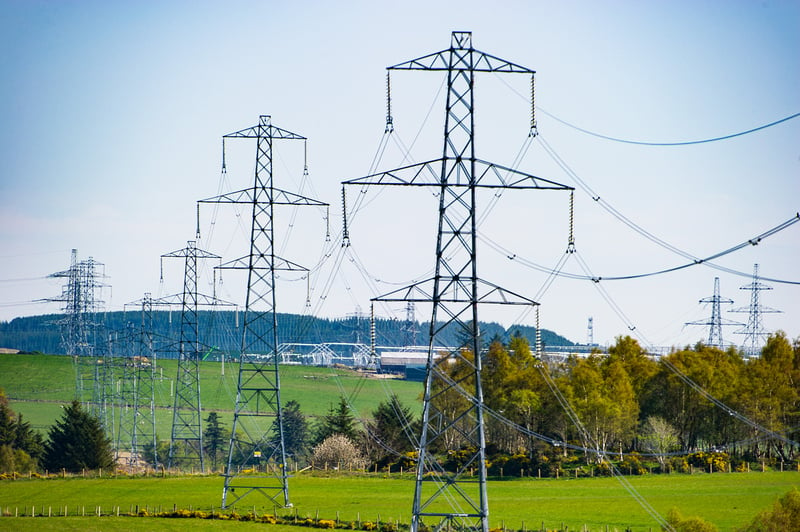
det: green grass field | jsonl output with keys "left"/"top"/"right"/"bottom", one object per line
{"left": 0, "top": 471, "right": 797, "bottom": 531}
{"left": 0, "top": 353, "right": 423, "bottom": 433}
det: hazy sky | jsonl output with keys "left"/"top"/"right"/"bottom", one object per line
{"left": 1, "top": 0, "right": 798, "bottom": 349}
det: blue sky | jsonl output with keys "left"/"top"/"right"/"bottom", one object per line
{"left": 1, "top": 0, "right": 798, "bottom": 349}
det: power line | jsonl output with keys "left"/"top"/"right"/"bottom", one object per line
{"left": 538, "top": 108, "right": 800, "bottom": 146}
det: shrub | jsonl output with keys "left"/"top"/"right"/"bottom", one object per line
{"left": 621, "top": 453, "right": 646, "bottom": 475}
{"left": 687, "top": 451, "right": 729, "bottom": 473}
{"left": 665, "top": 507, "right": 718, "bottom": 532}
{"left": 737, "top": 488, "right": 800, "bottom": 532}
{"left": 312, "top": 434, "right": 368, "bottom": 470}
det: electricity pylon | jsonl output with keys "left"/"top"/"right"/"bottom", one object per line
{"left": 118, "top": 293, "right": 159, "bottom": 470}
{"left": 685, "top": 277, "right": 741, "bottom": 349}
{"left": 343, "top": 31, "right": 573, "bottom": 532}
{"left": 162, "top": 241, "right": 221, "bottom": 471}
{"left": 731, "top": 264, "right": 781, "bottom": 357}
{"left": 48, "top": 249, "right": 105, "bottom": 409}
{"left": 199, "top": 115, "right": 327, "bottom": 509}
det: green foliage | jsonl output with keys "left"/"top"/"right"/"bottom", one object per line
{"left": 666, "top": 507, "right": 719, "bottom": 532}
{"left": 202, "top": 411, "right": 228, "bottom": 472}
{"left": 737, "top": 487, "right": 800, "bottom": 531}
{"left": 366, "top": 395, "right": 417, "bottom": 466}
{"left": 0, "top": 388, "right": 43, "bottom": 472}
{"left": 0, "top": 311, "right": 573, "bottom": 358}
{"left": 276, "top": 399, "right": 310, "bottom": 461}
{"left": 640, "top": 416, "right": 679, "bottom": 468}
{"left": 687, "top": 451, "right": 730, "bottom": 473}
{"left": 313, "top": 397, "right": 360, "bottom": 446}
{"left": 43, "top": 400, "right": 114, "bottom": 472}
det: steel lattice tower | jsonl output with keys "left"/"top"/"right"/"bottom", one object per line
{"left": 199, "top": 115, "right": 327, "bottom": 509}
{"left": 343, "top": 31, "right": 572, "bottom": 532}
{"left": 731, "top": 264, "right": 782, "bottom": 357}
{"left": 685, "top": 277, "right": 741, "bottom": 349}
{"left": 48, "top": 249, "right": 105, "bottom": 407}
{"left": 118, "top": 293, "right": 159, "bottom": 470}
{"left": 162, "top": 241, "right": 221, "bottom": 471}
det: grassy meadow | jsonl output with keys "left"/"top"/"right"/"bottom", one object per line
{"left": 0, "top": 352, "right": 423, "bottom": 433}
{"left": 1, "top": 353, "right": 798, "bottom": 531}
{"left": 0, "top": 471, "right": 797, "bottom": 531}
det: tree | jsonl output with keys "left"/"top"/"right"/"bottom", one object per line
{"left": 560, "top": 355, "right": 638, "bottom": 459}
{"left": 640, "top": 416, "right": 679, "bottom": 469}
{"left": 740, "top": 332, "right": 799, "bottom": 460}
{"left": 43, "top": 400, "right": 114, "bottom": 472}
{"left": 203, "top": 412, "right": 229, "bottom": 472}
{"left": 0, "top": 389, "right": 43, "bottom": 472}
{"left": 366, "top": 395, "right": 417, "bottom": 464}
{"left": 275, "top": 400, "right": 309, "bottom": 461}
{"left": 312, "top": 434, "right": 367, "bottom": 470}
{"left": 313, "top": 396, "right": 359, "bottom": 445}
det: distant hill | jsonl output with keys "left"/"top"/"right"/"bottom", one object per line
{"left": 0, "top": 311, "right": 574, "bottom": 356}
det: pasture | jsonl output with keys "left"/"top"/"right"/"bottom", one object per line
{"left": 0, "top": 353, "right": 423, "bottom": 433}
{"left": 0, "top": 471, "right": 797, "bottom": 531}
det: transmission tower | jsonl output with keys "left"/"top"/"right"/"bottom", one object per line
{"left": 731, "top": 264, "right": 781, "bottom": 357}
{"left": 402, "top": 301, "right": 419, "bottom": 347}
{"left": 199, "top": 115, "right": 327, "bottom": 509}
{"left": 685, "top": 277, "right": 741, "bottom": 349}
{"left": 117, "top": 293, "right": 159, "bottom": 470}
{"left": 161, "top": 241, "right": 221, "bottom": 471}
{"left": 343, "top": 31, "right": 572, "bottom": 532}
{"left": 48, "top": 249, "right": 106, "bottom": 409}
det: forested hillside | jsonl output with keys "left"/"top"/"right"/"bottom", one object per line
{"left": 0, "top": 311, "right": 574, "bottom": 356}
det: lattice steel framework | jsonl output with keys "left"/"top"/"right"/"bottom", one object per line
{"left": 731, "top": 264, "right": 782, "bottom": 357}
{"left": 48, "top": 249, "right": 105, "bottom": 409}
{"left": 199, "top": 115, "right": 327, "bottom": 509}
{"left": 685, "top": 277, "right": 741, "bottom": 349}
{"left": 117, "top": 293, "right": 159, "bottom": 470}
{"left": 343, "top": 31, "right": 572, "bottom": 532}
{"left": 162, "top": 241, "right": 221, "bottom": 471}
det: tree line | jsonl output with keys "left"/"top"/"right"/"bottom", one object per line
{"left": 3, "top": 331, "right": 797, "bottom": 476}
{"left": 0, "top": 311, "right": 573, "bottom": 358}
{"left": 1, "top": 393, "right": 114, "bottom": 474}
{"left": 192, "top": 330, "right": 799, "bottom": 476}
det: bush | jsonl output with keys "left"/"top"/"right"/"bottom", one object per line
{"left": 737, "top": 488, "right": 800, "bottom": 531}
{"left": 687, "top": 451, "right": 729, "bottom": 473}
{"left": 665, "top": 507, "right": 718, "bottom": 532}
{"left": 621, "top": 453, "right": 646, "bottom": 475}
{"left": 312, "top": 434, "right": 368, "bottom": 470}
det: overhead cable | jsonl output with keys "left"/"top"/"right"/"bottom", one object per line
{"left": 538, "top": 108, "right": 800, "bottom": 146}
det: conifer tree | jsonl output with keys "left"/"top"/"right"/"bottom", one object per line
{"left": 43, "top": 400, "right": 114, "bottom": 472}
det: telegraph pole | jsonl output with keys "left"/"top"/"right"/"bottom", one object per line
{"left": 199, "top": 115, "right": 327, "bottom": 509}
{"left": 343, "top": 31, "right": 572, "bottom": 532}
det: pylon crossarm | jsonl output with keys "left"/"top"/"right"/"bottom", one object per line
{"left": 199, "top": 187, "right": 327, "bottom": 206}
{"left": 344, "top": 157, "right": 572, "bottom": 190}
{"left": 216, "top": 255, "right": 309, "bottom": 272}
{"left": 473, "top": 159, "right": 573, "bottom": 189}
{"left": 224, "top": 124, "right": 305, "bottom": 141}
{"left": 389, "top": 48, "right": 534, "bottom": 75}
